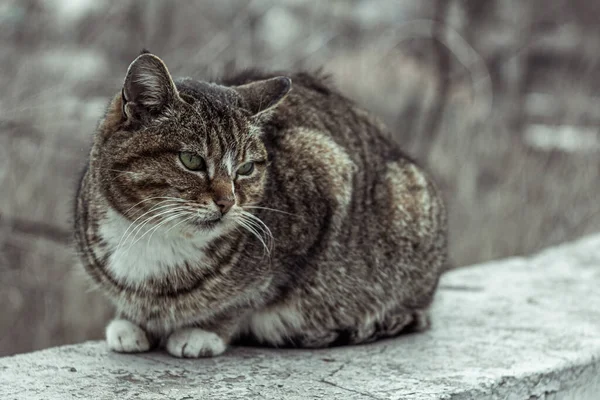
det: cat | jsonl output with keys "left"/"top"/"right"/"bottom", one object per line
{"left": 74, "top": 50, "right": 447, "bottom": 358}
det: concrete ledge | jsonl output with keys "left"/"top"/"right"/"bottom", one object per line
{"left": 2, "top": 234, "right": 600, "bottom": 400}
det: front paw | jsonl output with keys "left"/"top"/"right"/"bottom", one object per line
{"left": 105, "top": 319, "right": 150, "bottom": 353}
{"left": 166, "top": 328, "right": 227, "bottom": 358}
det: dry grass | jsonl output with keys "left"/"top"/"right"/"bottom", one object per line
{"left": 0, "top": 0, "right": 599, "bottom": 356}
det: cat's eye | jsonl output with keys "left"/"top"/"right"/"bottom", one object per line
{"left": 179, "top": 152, "right": 206, "bottom": 171}
{"left": 237, "top": 162, "right": 255, "bottom": 176}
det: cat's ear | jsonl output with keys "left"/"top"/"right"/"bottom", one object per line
{"left": 235, "top": 77, "right": 291, "bottom": 117}
{"left": 121, "top": 52, "right": 179, "bottom": 120}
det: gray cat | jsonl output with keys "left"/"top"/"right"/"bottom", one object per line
{"left": 74, "top": 51, "right": 447, "bottom": 358}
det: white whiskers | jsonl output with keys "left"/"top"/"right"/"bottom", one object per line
{"left": 116, "top": 199, "right": 186, "bottom": 252}
{"left": 243, "top": 205, "right": 298, "bottom": 217}
{"left": 112, "top": 198, "right": 281, "bottom": 263}
{"left": 121, "top": 206, "right": 192, "bottom": 252}
{"left": 234, "top": 210, "right": 274, "bottom": 257}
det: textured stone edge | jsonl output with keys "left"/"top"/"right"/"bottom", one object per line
{"left": 1, "top": 233, "right": 600, "bottom": 400}
{"left": 452, "top": 359, "right": 600, "bottom": 400}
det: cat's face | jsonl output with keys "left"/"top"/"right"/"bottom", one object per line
{"left": 96, "top": 52, "right": 290, "bottom": 239}
{"left": 104, "top": 104, "right": 268, "bottom": 237}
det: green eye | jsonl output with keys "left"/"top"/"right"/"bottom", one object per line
{"left": 179, "top": 152, "right": 206, "bottom": 171}
{"left": 237, "top": 162, "right": 255, "bottom": 176}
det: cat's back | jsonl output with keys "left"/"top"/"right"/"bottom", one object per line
{"left": 223, "top": 71, "right": 447, "bottom": 346}
{"left": 225, "top": 70, "right": 446, "bottom": 269}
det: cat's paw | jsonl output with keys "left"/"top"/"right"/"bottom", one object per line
{"left": 105, "top": 319, "right": 150, "bottom": 353}
{"left": 166, "top": 328, "right": 227, "bottom": 358}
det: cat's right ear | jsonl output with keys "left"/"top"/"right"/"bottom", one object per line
{"left": 121, "top": 52, "right": 179, "bottom": 120}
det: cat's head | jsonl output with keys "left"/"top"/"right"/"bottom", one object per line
{"left": 95, "top": 51, "right": 291, "bottom": 239}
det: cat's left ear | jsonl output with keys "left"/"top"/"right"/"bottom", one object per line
{"left": 234, "top": 77, "right": 291, "bottom": 118}
{"left": 121, "top": 51, "right": 179, "bottom": 120}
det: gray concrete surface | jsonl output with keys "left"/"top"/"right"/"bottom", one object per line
{"left": 1, "top": 234, "right": 600, "bottom": 400}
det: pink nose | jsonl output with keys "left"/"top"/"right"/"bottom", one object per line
{"left": 215, "top": 198, "right": 234, "bottom": 215}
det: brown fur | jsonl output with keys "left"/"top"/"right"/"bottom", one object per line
{"left": 74, "top": 52, "right": 447, "bottom": 357}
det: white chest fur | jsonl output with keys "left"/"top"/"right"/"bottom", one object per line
{"left": 98, "top": 207, "right": 218, "bottom": 287}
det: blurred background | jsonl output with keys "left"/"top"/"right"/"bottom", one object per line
{"left": 1, "top": 0, "right": 599, "bottom": 357}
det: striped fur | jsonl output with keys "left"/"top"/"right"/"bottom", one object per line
{"left": 74, "top": 52, "right": 447, "bottom": 357}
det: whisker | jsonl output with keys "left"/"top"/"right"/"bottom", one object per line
{"left": 165, "top": 213, "right": 198, "bottom": 234}
{"left": 240, "top": 211, "right": 274, "bottom": 246}
{"left": 243, "top": 206, "right": 298, "bottom": 217}
{"left": 128, "top": 206, "right": 193, "bottom": 240}
{"left": 116, "top": 201, "right": 188, "bottom": 251}
{"left": 116, "top": 202, "right": 177, "bottom": 251}
{"left": 236, "top": 218, "right": 271, "bottom": 257}
{"left": 239, "top": 215, "right": 272, "bottom": 249}
{"left": 99, "top": 168, "right": 138, "bottom": 174}
{"left": 122, "top": 197, "right": 186, "bottom": 217}
{"left": 237, "top": 212, "right": 274, "bottom": 254}
{"left": 117, "top": 209, "right": 193, "bottom": 261}
{"left": 147, "top": 210, "right": 194, "bottom": 245}
{"left": 120, "top": 206, "right": 193, "bottom": 252}
{"left": 236, "top": 215, "right": 267, "bottom": 244}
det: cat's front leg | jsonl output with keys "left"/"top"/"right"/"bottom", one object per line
{"left": 166, "top": 328, "right": 227, "bottom": 358}
{"left": 105, "top": 319, "right": 151, "bottom": 353}
{"left": 165, "top": 316, "right": 242, "bottom": 358}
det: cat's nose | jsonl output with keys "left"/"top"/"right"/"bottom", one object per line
{"left": 215, "top": 198, "right": 234, "bottom": 215}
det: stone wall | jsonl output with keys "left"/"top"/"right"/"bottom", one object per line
{"left": 1, "top": 234, "right": 599, "bottom": 399}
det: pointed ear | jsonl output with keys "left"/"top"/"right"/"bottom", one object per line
{"left": 234, "top": 76, "right": 291, "bottom": 117}
{"left": 121, "top": 53, "right": 179, "bottom": 119}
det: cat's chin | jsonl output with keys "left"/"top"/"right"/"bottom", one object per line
{"left": 179, "top": 217, "right": 231, "bottom": 238}
{"left": 193, "top": 219, "right": 222, "bottom": 230}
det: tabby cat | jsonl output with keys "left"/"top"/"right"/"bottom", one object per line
{"left": 74, "top": 51, "right": 447, "bottom": 358}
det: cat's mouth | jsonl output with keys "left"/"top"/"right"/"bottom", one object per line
{"left": 192, "top": 216, "right": 223, "bottom": 230}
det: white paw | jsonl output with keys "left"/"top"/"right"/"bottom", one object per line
{"left": 106, "top": 319, "right": 150, "bottom": 353}
{"left": 166, "top": 328, "right": 227, "bottom": 358}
